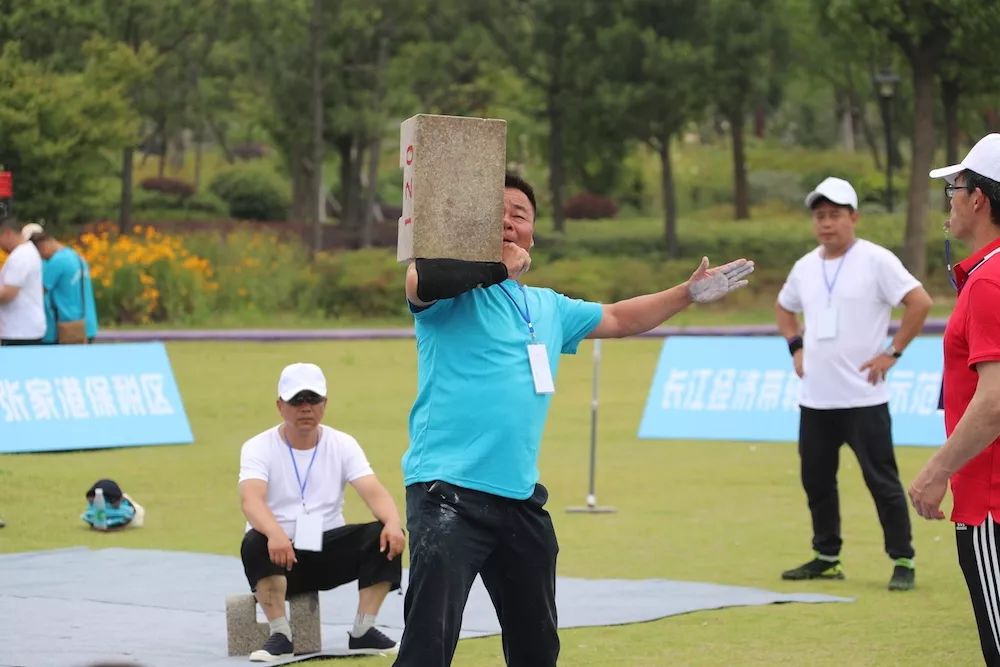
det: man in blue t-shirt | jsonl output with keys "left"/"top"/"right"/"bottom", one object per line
{"left": 30, "top": 231, "right": 98, "bottom": 343}
{"left": 393, "top": 173, "right": 756, "bottom": 667}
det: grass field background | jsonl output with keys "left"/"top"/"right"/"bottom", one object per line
{"left": 0, "top": 338, "right": 977, "bottom": 666}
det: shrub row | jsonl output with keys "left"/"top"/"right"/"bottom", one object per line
{"left": 59, "top": 217, "right": 953, "bottom": 326}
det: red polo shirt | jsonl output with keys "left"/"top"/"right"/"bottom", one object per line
{"left": 944, "top": 236, "right": 1000, "bottom": 524}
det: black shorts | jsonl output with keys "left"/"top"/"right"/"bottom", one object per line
{"left": 240, "top": 521, "right": 402, "bottom": 597}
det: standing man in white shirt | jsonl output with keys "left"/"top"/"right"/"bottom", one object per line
{"left": 239, "top": 362, "right": 405, "bottom": 661}
{"left": 0, "top": 218, "right": 45, "bottom": 345}
{"left": 775, "top": 177, "right": 932, "bottom": 591}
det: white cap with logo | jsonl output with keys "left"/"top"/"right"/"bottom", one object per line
{"left": 929, "top": 133, "right": 1000, "bottom": 184}
{"left": 277, "top": 362, "right": 327, "bottom": 401}
{"left": 805, "top": 177, "right": 859, "bottom": 210}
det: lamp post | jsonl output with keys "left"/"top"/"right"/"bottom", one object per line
{"left": 874, "top": 68, "right": 900, "bottom": 213}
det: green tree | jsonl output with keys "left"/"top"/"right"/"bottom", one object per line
{"left": 707, "top": 0, "right": 789, "bottom": 220}
{"left": 598, "top": 0, "right": 709, "bottom": 255}
{"left": 479, "top": 0, "right": 610, "bottom": 233}
{"left": 0, "top": 42, "right": 139, "bottom": 224}
{"left": 828, "top": 0, "right": 1000, "bottom": 276}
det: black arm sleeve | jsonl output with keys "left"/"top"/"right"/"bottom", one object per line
{"left": 415, "top": 258, "right": 508, "bottom": 302}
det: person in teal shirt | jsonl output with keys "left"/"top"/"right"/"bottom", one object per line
{"left": 30, "top": 231, "right": 98, "bottom": 343}
{"left": 393, "top": 173, "right": 756, "bottom": 667}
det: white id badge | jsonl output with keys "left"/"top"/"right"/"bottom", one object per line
{"left": 294, "top": 511, "right": 323, "bottom": 552}
{"left": 816, "top": 305, "right": 838, "bottom": 340}
{"left": 527, "top": 343, "right": 555, "bottom": 394}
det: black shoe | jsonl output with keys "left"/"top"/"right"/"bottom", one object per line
{"left": 249, "top": 632, "right": 294, "bottom": 662}
{"left": 888, "top": 564, "right": 915, "bottom": 591}
{"left": 348, "top": 627, "right": 398, "bottom": 655}
{"left": 781, "top": 557, "right": 845, "bottom": 580}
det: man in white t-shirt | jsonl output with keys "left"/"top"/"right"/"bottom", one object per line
{"left": 239, "top": 362, "right": 405, "bottom": 661}
{"left": 0, "top": 218, "right": 45, "bottom": 345}
{"left": 775, "top": 177, "right": 932, "bottom": 591}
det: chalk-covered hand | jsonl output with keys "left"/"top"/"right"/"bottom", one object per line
{"left": 687, "top": 257, "right": 755, "bottom": 304}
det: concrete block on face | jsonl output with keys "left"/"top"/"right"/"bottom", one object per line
{"left": 398, "top": 113, "right": 507, "bottom": 263}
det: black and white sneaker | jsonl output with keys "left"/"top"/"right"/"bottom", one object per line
{"left": 348, "top": 627, "right": 398, "bottom": 655}
{"left": 249, "top": 632, "right": 294, "bottom": 662}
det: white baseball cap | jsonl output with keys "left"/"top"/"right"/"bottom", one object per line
{"left": 277, "top": 363, "right": 327, "bottom": 401}
{"left": 804, "top": 177, "right": 858, "bottom": 210}
{"left": 929, "top": 133, "right": 1000, "bottom": 184}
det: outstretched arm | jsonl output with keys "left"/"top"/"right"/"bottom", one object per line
{"left": 588, "top": 257, "right": 754, "bottom": 339}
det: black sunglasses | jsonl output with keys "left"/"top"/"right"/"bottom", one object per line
{"left": 945, "top": 183, "right": 976, "bottom": 200}
{"left": 286, "top": 391, "right": 325, "bottom": 406}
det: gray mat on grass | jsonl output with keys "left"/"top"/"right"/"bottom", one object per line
{"left": 0, "top": 548, "right": 850, "bottom": 667}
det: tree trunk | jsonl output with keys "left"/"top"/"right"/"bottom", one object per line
{"left": 985, "top": 108, "right": 999, "bottom": 132}
{"left": 730, "top": 111, "right": 750, "bottom": 220}
{"left": 308, "top": 0, "right": 324, "bottom": 258}
{"left": 840, "top": 108, "right": 855, "bottom": 152}
{"left": 289, "top": 156, "right": 317, "bottom": 224}
{"left": 337, "top": 136, "right": 366, "bottom": 234}
{"left": 547, "top": 93, "right": 566, "bottom": 233}
{"left": 118, "top": 147, "right": 134, "bottom": 234}
{"left": 209, "top": 119, "right": 235, "bottom": 164}
{"left": 942, "top": 77, "right": 960, "bottom": 214}
{"left": 361, "top": 135, "right": 381, "bottom": 249}
{"left": 194, "top": 125, "right": 204, "bottom": 192}
{"left": 658, "top": 134, "right": 679, "bottom": 258}
{"left": 337, "top": 136, "right": 352, "bottom": 225}
{"left": 753, "top": 102, "right": 766, "bottom": 139}
{"left": 859, "top": 101, "right": 882, "bottom": 171}
{"left": 361, "top": 35, "right": 389, "bottom": 249}
{"left": 902, "top": 51, "right": 936, "bottom": 278}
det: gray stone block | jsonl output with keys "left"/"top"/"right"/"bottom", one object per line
{"left": 225, "top": 591, "right": 321, "bottom": 656}
{"left": 398, "top": 113, "right": 507, "bottom": 263}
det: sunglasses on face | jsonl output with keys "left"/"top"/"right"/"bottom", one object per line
{"left": 287, "top": 391, "right": 325, "bottom": 406}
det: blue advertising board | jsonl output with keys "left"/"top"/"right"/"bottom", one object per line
{"left": 639, "top": 336, "right": 944, "bottom": 446}
{"left": 0, "top": 343, "right": 193, "bottom": 453}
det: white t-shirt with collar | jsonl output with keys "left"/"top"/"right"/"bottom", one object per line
{"left": 238, "top": 424, "right": 374, "bottom": 537}
{"left": 777, "top": 238, "right": 921, "bottom": 409}
{"left": 0, "top": 241, "right": 45, "bottom": 340}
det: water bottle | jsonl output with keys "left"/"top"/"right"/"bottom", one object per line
{"left": 93, "top": 488, "right": 108, "bottom": 531}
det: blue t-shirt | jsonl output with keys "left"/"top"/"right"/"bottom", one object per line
{"left": 42, "top": 247, "right": 99, "bottom": 343}
{"left": 404, "top": 279, "right": 603, "bottom": 499}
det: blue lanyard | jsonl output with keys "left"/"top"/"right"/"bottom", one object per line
{"left": 498, "top": 282, "right": 536, "bottom": 341}
{"left": 820, "top": 243, "right": 853, "bottom": 303}
{"left": 283, "top": 430, "right": 319, "bottom": 508}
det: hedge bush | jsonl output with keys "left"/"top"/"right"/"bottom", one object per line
{"left": 209, "top": 166, "right": 290, "bottom": 221}
{"left": 139, "top": 176, "right": 195, "bottom": 198}
{"left": 563, "top": 193, "right": 618, "bottom": 220}
{"left": 311, "top": 248, "right": 407, "bottom": 318}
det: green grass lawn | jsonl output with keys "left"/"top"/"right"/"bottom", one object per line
{"left": 0, "top": 339, "right": 976, "bottom": 666}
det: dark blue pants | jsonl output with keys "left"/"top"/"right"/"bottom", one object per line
{"left": 393, "top": 481, "right": 559, "bottom": 667}
{"left": 799, "top": 403, "right": 914, "bottom": 560}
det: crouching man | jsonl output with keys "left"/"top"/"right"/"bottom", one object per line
{"left": 239, "top": 362, "right": 404, "bottom": 661}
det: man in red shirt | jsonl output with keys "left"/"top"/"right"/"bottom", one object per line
{"left": 910, "top": 133, "right": 1000, "bottom": 666}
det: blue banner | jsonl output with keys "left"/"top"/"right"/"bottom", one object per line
{"left": 0, "top": 343, "right": 193, "bottom": 453}
{"left": 639, "top": 336, "right": 944, "bottom": 447}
